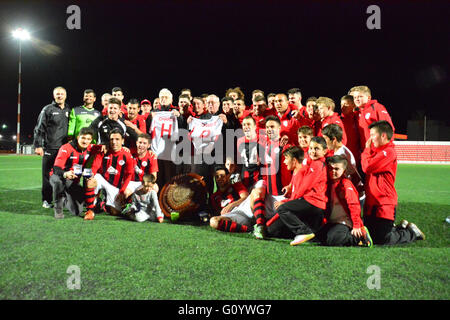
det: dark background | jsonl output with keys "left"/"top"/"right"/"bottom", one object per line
{"left": 0, "top": 0, "right": 449, "bottom": 148}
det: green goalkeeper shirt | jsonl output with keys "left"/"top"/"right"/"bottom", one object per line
{"left": 68, "top": 105, "right": 101, "bottom": 141}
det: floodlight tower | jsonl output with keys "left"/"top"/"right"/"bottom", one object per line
{"left": 12, "top": 28, "right": 30, "bottom": 155}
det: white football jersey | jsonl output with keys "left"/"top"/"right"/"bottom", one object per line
{"left": 188, "top": 116, "right": 223, "bottom": 154}
{"left": 150, "top": 111, "right": 179, "bottom": 160}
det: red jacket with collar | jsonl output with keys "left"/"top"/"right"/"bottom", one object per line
{"left": 327, "top": 177, "right": 363, "bottom": 229}
{"left": 317, "top": 112, "right": 348, "bottom": 146}
{"left": 282, "top": 157, "right": 328, "bottom": 209}
{"left": 357, "top": 100, "right": 395, "bottom": 149}
{"left": 361, "top": 141, "right": 398, "bottom": 211}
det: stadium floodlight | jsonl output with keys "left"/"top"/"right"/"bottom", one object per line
{"left": 11, "top": 28, "right": 30, "bottom": 155}
{"left": 12, "top": 28, "right": 30, "bottom": 41}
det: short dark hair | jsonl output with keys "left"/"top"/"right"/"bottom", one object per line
{"left": 178, "top": 94, "right": 191, "bottom": 101}
{"left": 83, "top": 89, "right": 96, "bottom": 97}
{"left": 214, "top": 165, "right": 229, "bottom": 175}
{"left": 108, "top": 97, "right": 122, "bottom": 106}
{"left": 221, "top": 96, "right": 234, "bottom": 103}
{"left": 243, "top": 115, "right": 256, "bottom": 124}
{"left": 137, "top": 133, "right": 151, "bottom": 143}
{"left": 298, "top": 125, "right": 314, "bottom": 136}
{"left": 326, "top": 155, "right": 348, "bottom": 169}
{"left": 311, "top": 136, "right": 328, "bottom": 150}
{"left": 109, "top": 128, "right": 124, "bottom": 139}
{"left": 253, "top": 95, "right": 266, "bottom": 103}
{"left": 341, "top": 95, "right": 354, "bottom": 102}
{"left": 128, "top": 98, "right": 140, "bottom": 105}
{"left": 369, "top": 120, "right": 394, "bottom": 140}
{"left": 288, "top": 88, "right": 302, "bottom": 96}
{"left": 78, "top": 127, "right": 95, "bottom": 138}
{"left": 322, "top": 124, "right": 343, "bottom": 143}
{"left": 265, "top": 115, "right": 281, "bottom": 125}
{"left": 112, "top": 87, "right": 123, "bottom": 93}
{"left": 283, "top": 146, "right": 304, "bottom": 162}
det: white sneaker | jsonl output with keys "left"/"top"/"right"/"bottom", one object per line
{"left": 290, "top": 233, "right": 315, "bottom": 246}
{"left": 42, "top": 200, "right": 53, "bottom": 209}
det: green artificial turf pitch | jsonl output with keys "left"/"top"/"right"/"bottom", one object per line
{"left": 0, "top": 156, "right": 449, "bottom": 300}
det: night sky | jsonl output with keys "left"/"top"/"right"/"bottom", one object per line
{"left": 0, "top": 0, "right": 449, "bottom": 146}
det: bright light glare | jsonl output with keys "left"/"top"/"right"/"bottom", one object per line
{"left": 13, "top": 135, "right": 17, "bottom": 140}
{"left": 12, "top": 28, "right": 30, "bottom": 41}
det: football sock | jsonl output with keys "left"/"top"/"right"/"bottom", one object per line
{"left": 217, "top": 219, "right": 248, "bottom": 233}
{"left": 253, "top": 197, "right": 266, "bottom": 226}
{"left": 84, "top": 187, "right": 96, "bottom": 210}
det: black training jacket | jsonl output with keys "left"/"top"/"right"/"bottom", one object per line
{"left": 33, "top": 101, "right": 70, "bottom": 150}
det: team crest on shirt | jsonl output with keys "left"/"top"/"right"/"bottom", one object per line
{"left": 141, "top": 161, "right": 147, "bottom": 167}
{"left": 119, "top": 160, "right": 125, "bottom": 166}
{"left": 107, "top": 166, "right": 118, "bottom": 175}
{"left": 283, "top": 120, "right": 288, "bottom": 126}
{"left": 365, "top": 113, "right": 371, "bottom": 120}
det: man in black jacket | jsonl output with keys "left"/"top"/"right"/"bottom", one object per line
{"left": 89, "top": 97, "right": 138, "bottom": 146}
{"left": 34, "top": 86, "right": 71, "bottom": 208}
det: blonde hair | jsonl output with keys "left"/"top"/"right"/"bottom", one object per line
{"left": 316, "top": 97, "right": 335, "bottom": 111}
{"left": 348, "top": 85, "right": 371, "bottom": 96}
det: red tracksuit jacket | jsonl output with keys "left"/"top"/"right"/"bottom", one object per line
{"left": 327, "top": 177, "right": 363, "bottom": 229}
{"left": 357, "top": 100, "right": 395, "bottom": 149}
{"left": 317, "top": 112, "right": 348, "bottom": 146}
{"left": 282, "top": 157, "right": 328, "bottom": 210}
{"left": 361, "top": 141, "right": 398, "bottom": 217}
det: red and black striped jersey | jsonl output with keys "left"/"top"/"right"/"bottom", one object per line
{"left": 91, "top": 148, "right": 134, "bottom": 193}
{"left": 261, "top": 140, "right": 292, "bottom": 196}
{"left": 236, "top": 135, "right": 266, "bottom": 189}
{"left": 132, "top": 151, "right": 158, "bottom": 182}
{"left": 210, "top": 182, "right": 248, "bottom": 214}
{"left": 52, "top": 141, "right": 101, "bottom": 181}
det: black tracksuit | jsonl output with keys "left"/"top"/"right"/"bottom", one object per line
{"left": 33, "top": 101, "right": 71, "bottom": 203}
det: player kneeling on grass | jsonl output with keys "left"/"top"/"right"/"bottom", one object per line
{"left": 362, "top": 120, "right": 425, "bottom": 245}
{"left": 209, "top": 165, "right": 254, "bottom": 233}
{"left": 50, "top": 127, "right": 99, "bottom": 219}
{"left": 121, "top": 174, "right": 164, "bottom": 223}
{"left": 83, "top": 129, "right": 135, "bottom": 220}
{"left": 273, "top": 139, "right": 328, "bottom": 246}
{"left": 315, "top": 155, "right": 372, "bottom": 247}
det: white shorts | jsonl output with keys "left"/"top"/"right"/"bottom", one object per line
{"left": 94, "top": 173, "right": 123, "bottom": 211}
{"left": 251, "top": 179, "right": 286, "bottom": 219}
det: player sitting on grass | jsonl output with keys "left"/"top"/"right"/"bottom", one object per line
{"left": 250, "top": 116, "right": 291, "bottom": 240}
{"left": 362, "top": 120, "right": 425, "bottom": 245}
{"left": 49, "top": 127, "right": 100, "bottom": 219}
{"left": 274, "top": 138, "right": 329, "bottom": 246}
{"left": 83, "top": 129, "right": 135, "bottom": 220}
{"left": 209, "top": 166, "right": 253, "bottom": 233}
{"left": 315, "top": 155, "right": 372, "bottom": 247}
{"left": 121, "top": 174, "right": 164, "bottom": 223}
{"left": 322, "top": 124, "right": 365, "bottom": 201}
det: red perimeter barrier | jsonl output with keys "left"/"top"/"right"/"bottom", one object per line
{"left": 393, "top": 141, "right": 450, "bottom": 163}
